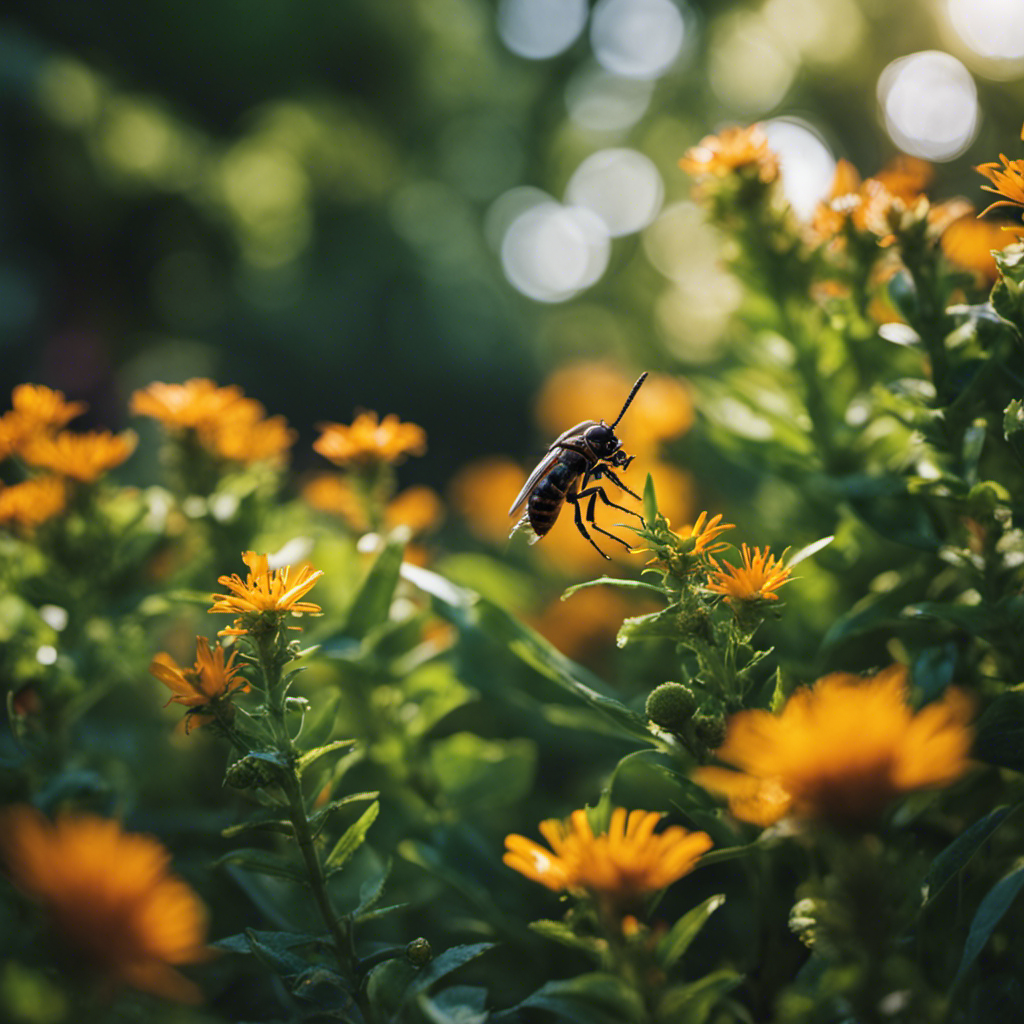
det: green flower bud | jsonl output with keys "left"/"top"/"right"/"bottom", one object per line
{"left": 406, "top": 937, "right": 432, "bottom": 966}
{"left": 224, "top": 754, "right": 278, "bottom": 790}
{"left": 646, "top": 683, "right": 698, "bottom": 732}
{"left": 693, "top": 708, "right": 728, "bottom": 750}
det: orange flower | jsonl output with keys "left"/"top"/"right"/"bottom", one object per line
{"left": 313, "top": 411, "right": 426, "bottom": 467}
{"left": 130, "top": 379, "right": 248, "bottom": 430}
{"left": 673, "top": 511, "right": 735, "bottom": 557}
{"left": 504, "top": 808, "right": 711, "bottom": 909}
{"left": 149, "top": 636, "right": 248, "bottom": 724}
{"left": 9, "top": 383, "right": 87, "bottom": 432}
{"left": 384, "top": 485, "right": 445, "bottom": 534}
{"left": 209, "top": 551, "right": 323, "bottom": 636}
{"left": 0, "top": 806, "right": 209, "bottom": 1003}
{"left": 942, "top": 212, "right": 1021, "bottom": 281}
{"left": 679, "top": 124, "right": 779, "bottom": 183}
{"left": 0, "top": 476, "right": 66, "bottom": 530}
{"left": 449, "top": 457, "right": 528, "bottom": 544}
{"left": 706, "top": 543, "right": 793, "bottom": 603}
{"left": 200, "top": 412, "right": 296, "bottom": 465}
{"left": 302, "top": 472, "right": 369, "bottom": 527}
{"left": 976, "top": 153, "right": 1024, "bottom": 219}
{"left": 695, "top": 665, "right": 973, "bottom": 828}
{"left": 20, "top": 430, "right": 137, "bottom": 483}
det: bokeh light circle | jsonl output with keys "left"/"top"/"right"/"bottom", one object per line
{"left": 947, "top": 0, "right": 1024, "bottom": 61}
{"left": 762, "top": 118, "right": 836, "bottom": 220}
{"left": 497, "top": 0, "right": 589, "bottom": 59}
{"left": 501, "top": 202, "right": 611, "bottom": 302}
{"left": 590, "top": 0, "right": 686, "bottom": 80}
{"left": 565, "top": 66, "right": 654, "bottom": 132}
{"left": 565, "top": 149, "right": 664, "bottom": 237}
{"left": 708, "top": 13, "right": 796, "bottom": 114}
{"left": 877, "top": 51, "right": 979, "bottom": 161}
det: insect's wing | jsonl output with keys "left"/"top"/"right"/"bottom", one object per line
{"left": 508, "top": 447, "right": 562, "bottom": 517}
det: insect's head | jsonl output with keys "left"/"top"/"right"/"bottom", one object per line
{"left": 584, "top": 421, "right": 623, "bottom": 459}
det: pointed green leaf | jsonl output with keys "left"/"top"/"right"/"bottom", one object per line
{"left": 419, "top": 985, "right": 489, "bottom": 1024}
{"left": 617, "top": 604, "right": 682, "bottom": 647}
{"left": 309, "top": 792, "right": 380, "bottom": 837}
{"left": 655, "top": 969, "right": 742, "bottom": 1023}
{"left": 244, "top": 929, "right": 312, "bottom": 978}
{"left": 656, "top": 894, "right": 726, "bottom": 969}
{"left": 404, "top": 943, "right": 495, "bottom": 1000}
{"left": 643, "top": 473, "right": 659, "bottom": 525}
{"left": 507, "top": 972, "right": 646, "bottom": 1024}
{"left": 344, "top": 535, "right": 406, "bottom": 637}
{"left": 530, "top": 920, "right": 609, "bottom": 962}
{"left": 954, "top": 860, "right": 1024, "bottom": 986}
{"left": 212, "top": 848, "right": 308, "bottom": 886}
{"left": 786, "top": 535, "right": 833, "bottom": 569}
{"left": 923, "top": 806, "right": 1018, "bottom": 905}
{"left": 221, "top": 817, "right": 294, "bottom": 839}
{"left": 296, "top": 738, "right": 359, "bottom": 776}
{"left": 325, "top": 801, "right": 380, "bottom": 873}
{"left": 562, "top": 577, "right": 666, "bottom": 600}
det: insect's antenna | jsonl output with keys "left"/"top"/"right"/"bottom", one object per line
{"left": 610, "top": 371, "right": 649, "bottom": 429}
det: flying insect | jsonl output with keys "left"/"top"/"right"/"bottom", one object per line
{"left": 508, "top": 371, "right": 648, "bottom": 560}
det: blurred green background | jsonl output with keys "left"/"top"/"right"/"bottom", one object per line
{"left": 2, "top": 0, "right": 1023, "bottom": 486}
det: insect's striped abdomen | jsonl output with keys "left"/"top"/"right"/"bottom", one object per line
{"left": 527, "top": 453, "right": 586, "bottom": 538}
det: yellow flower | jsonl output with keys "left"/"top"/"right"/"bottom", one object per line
{"left": 695, "top": 665, "right": 973, "bottom": 828}
{"left": 0, "top": 806, "right": 209, "bottom": 1003}
{"left": 449, "top": 457, "right": 529, "bottom": 544}
{"left": 20, "top": 430, "right": 137, "bottom": 483}
{"left": 149, "top": 636, "right": 248, "bottom": 728}
{"left": 504, "top": 808, "right": 712, "bottom": 909}
{"left": 384, "top": 484, "right": 445, "bottom": 534}
{"left": 130, "top": 378, "right": 248, "bottom": 430}
{"left": 679, "top": 124, "right": 779, "bottom": 183}
{"left": 976, "top": 153, "right": 1024, "bottom": 218}
{"left": 200, "top": 411, "right": 296, "bottom": 465}
{"left": 0, "top": 476, "right": 66, "bottom": 530}
{"left": 0, "top": 385, "right": 88, "bottom": 455}
{"left": 942, "top": 211, "right": 1022, "bottom": 281}
{"left": 209, "top": 551, "right": 323, "bottom": 636}
{"left": 313, "top": 411, "right": 427, "bottom": 467}
{"left": 706, "top": 543, "right": 793, "bottom": 603}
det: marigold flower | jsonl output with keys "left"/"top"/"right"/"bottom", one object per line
{"left": 384, "top": 485, "right": 445, "bottom": 534}
{"left": 0, "top": 806, "right": 209, "bottom": 1003}
{"left": 0, "top": 476, "right": 66, "bottom": 530}
{"left": 942, "top": 212, "right": 1021, "bottom": 281}
{"left": 209, "top": 550, "right": 323, "bottom": 636}
{"left": 10, "top": 384, "right": 87, "bottom": 431}
{"left": 450, "top": 457, "right": 529, "bottom": 544}
{"left": 504, "top": 808, "right": 712, "bottom": 909}
{"left": 130, "top": 378, "right": 248, "bottom": 430}
{"left": 976, "top": 153, "right": 1024, "bottom": 218}
{"left": 706, "top": 543, "right": 793, "bottom": 603}
{"left": 695, "top": 665, "right": 973, "bottom": 828}
{"left": 200, "top": 412, "right": 297, "bottom": 465}
{"left": 20, "top": 430, "right": 137, "bottom": 483}
{"left": 314, "top": 411, "right": 426, "bottom": 467}
{"left": 679, "top": 124, "right": 779, "bottom": 183}
{"left": 150, "top": 636, "right": 248, "bottom": 728}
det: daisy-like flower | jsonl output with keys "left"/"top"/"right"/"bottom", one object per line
{"left": 209, "top": 550, "right": 323, "bottom": 637}
{"left": 314, "top": 411, "right": 427, "bottom": 468}
{"left": 504, "top": 807, "right": 712, "bottom": 911}
{"left": 0, "top": 806, "right": 209, "bottom": 1003}
{"left": 706, "top": 543, "right": 793, "bottom": 603}
{"left": 200, "top": 412, "right": 297, "bottom": 465}
{"left": 7, "top": 383, "right": 87, "bottom": 433}
{"left": 975, "top": 153, "right": 1024, "bottom": 219}
{"left": 149, "top": 636, "right": 248, "bottom": 730}
{"left": 130, "top": 378, "right": 248, "bottom": 430}
{"left": 695, "top": 665, "right": 973, "bottom": 829}
{"left": 0, "top": 476, "right": 66, "bottom": 530}
{"left": 679, "top": 124, "right": 779, "bottom": 184}
{"left": 20, "top": 430, "right": 138, "bottom": 483}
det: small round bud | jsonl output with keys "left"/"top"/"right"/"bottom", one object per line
{"left": 646, "top": 683, "right": 697, "bottom": 732}
{"left": 406, "top": 937, "right": 432, "bottom": 966}
{"left": 693, "top": 708, "right": 728, "bottom": 750}
{"left": 224, "top": 754, "right": 277, "bottom": 789}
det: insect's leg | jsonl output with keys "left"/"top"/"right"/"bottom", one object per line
{"left": 579, "top": 490, "right": 634, "bottom": 550}
{"left": 598, "top": 466, "right": 643, "bottom": 503}
{"left": 566, "top": 491, "right": 610, "bottom": 560}
{"left": 577, "top": 483, "right": 644, "bottom": 524}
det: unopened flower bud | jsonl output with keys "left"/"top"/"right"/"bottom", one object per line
{"left": 224, "top": 754, "right": 277, "bottom": 789}
{"left": 646, "top": 683, "right": 698, "bottom": 732}
{"left": 406, "top": 937, "right": 432, "bottom": 966}
{"left": 693, "top": 708, "right": 728, "bottom": 750}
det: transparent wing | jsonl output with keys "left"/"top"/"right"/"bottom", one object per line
{"left": 508, "top": 448, "right": 562, "bottom": 517}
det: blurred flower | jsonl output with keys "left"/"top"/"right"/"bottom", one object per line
{"left": 0, "top": 385, "right": 88, "bottom": 455}
{"left": 0, "top": 476, "right": 67, "bottom": 530}
{"left": 302, "top": 472, "right": 368, "bottom": 527}
{"left": 20, "top": 430, "right": 137, "bottom": 483}
{"left": 679, "top": 124, "right": 779, "bottom": 183}
{"left": 695, "top": 665, "right": 973, "bottom": 828}
{"left": 313, "top": 411, "right": 426, "bottom": 467}
{"left": 504, "top": 807, "right": 712, "bottom": 910}
{"left": 706, "top": 543, "right": 792, "bottom": 603}
{"left": 130, "top": 378, "right": 247, "bottom": 430}
{"left": 941, "top": 212, "right": 1020, "bottom": 281}
{"left": 209, "top": 550, "right": 323, "bottom": 636}
{"left": 200, "top": 411, "right": 296, "bottom": 465}
{"left": 534, "top": 587, "right": 655, "bottom": 661}
{"left": 872, "top": 155, "right": 933, "bottom": 200}
{"left": 976, "top": 153, "right": 1024, "bottom": 219}
{"left": 449, "top": 456, "right": 528, "bottom": 544}
{"left": 385, "top": 484, "right": 445, "bottom": 534}
{"left": 0, "top": 806, "right": 209, "bottom": 1003}
{"left": 150, "top": 636, "right": 248, "bottom": 728}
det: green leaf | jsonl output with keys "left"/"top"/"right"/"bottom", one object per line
{"left": 242, "top": 928, "right": 311, "bottom": 978}
{"left": 353, "top": 859, "right": 392, "bottom": 917}
{"left": 562, "top": 577, "right": 666, "bottom": 600}
{"left": 922, "top": 806, "right": 1017, "bottom": 906}
{"left": 343, "top": 534, "right": 406, "bottom": 637}
{"left": 221, "top": 817, "right": 295, "bottom": 839}
{"left": 212, "top": 849, "right": 308, "bottom": 886}
{"left": 325, "top": 801, "right": 380, "bottom": 874}
{"left": 503, "top": 972, "right": 646, "bottom": 1024}
{"left": 654, "top": 970, "right": 742, "bottom": 1024}
{"left": 643, "top": 473, "right": 659, "bottom": 525}
{"left": 1004, "top": 398, "right": 1024, "bottom": 439}
{"left": 617, "top": 604, "right": 683, "bottom": 648}
{"left": 530, "top": 919, "right": 609, "bottom": 961}
{"left": 656, "top": 895, "right": 726, "bottom": 969}
{"left": 954, "top": 860, "right": 1024, "bottom": 986}
{"left": 428, "top": 733, "right": 536, "bottom": 810}
{"left": 404, "top": 942, "right": 495, "bottom": 1001}
{"left": 972, "top": 691, "right": 1024, "bottom": 771}
{"left": 419, "top": 986, "right": 489, "bottom": 1024}
{"left": 213, "top": 930, "right": 327, "bottom": 954}
{"left": 769, "top": 667, "right": 787, "bottom": 713}
{"left": 295, "top": 738, "right": 358, "bottom": 777}
{"left": 308, "top": 791, "right": 380, "bottom": 837}
{"left": 366, "top": 958, "right": 418, "bottom": 1020}
{"left": 786, "top": 535, "right": 833, "bottom": 569}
